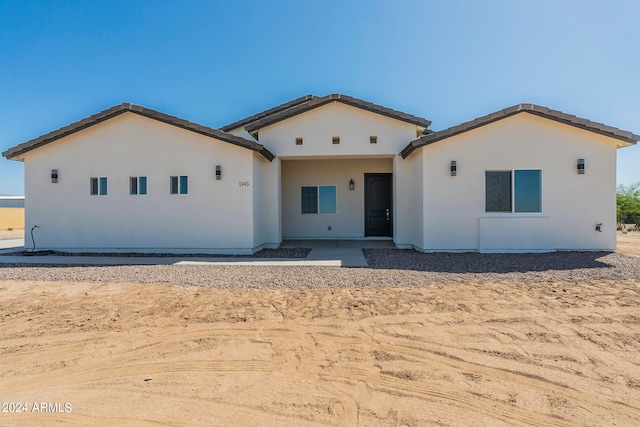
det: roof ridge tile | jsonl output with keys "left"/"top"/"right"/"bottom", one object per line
{"left": 401, "top": 103, "right": 639, "bottom": 158}
{"left": 3, "top": 104, "right": 275, "bottom": 161}
{"left": 243, "top": 93, "right": 431, "bottom": 133}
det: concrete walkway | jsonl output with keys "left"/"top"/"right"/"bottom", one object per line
{"left": 0, "top": 239, "right": 24, "bottom": 254}
{"left": 0, "top": 239, "right": 388, "bottom": 267}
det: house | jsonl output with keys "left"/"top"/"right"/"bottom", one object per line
{"left": 3, "top": 94, "right": 638, "bottom": 254}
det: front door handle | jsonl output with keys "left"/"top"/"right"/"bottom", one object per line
{"left": 386, "top": 208, "right": 390, "bottom": 220}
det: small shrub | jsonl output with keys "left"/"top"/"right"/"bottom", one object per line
{"left": 6, "top": 227, "right": 13, "bottom": 231}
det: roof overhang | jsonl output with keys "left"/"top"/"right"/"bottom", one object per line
{"left": 401, "top": 104, "right": 639, "bottom": 159}
{"left": 3, "top": 103, "right": 275, "bottom": 162}
{"left": 237, "top": 94, "right": 431, "bottom": 139}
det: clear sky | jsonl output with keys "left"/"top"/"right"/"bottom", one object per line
{"left": 1, "top": 0, "right": 638, "bottom": 195}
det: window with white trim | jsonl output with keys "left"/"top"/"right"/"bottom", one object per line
{"left": 485, "top": 170, "right": 542, "bottom": 213}
{"left": 130, "top": 176, "right": 147, "bottom": 195}
{"left": 301, "top": 186, "right": 336, "bottom": 214}
{"left": 170, "top": 175, "right": 188, "bottom": 195}
{"left": 90, "top": 177, "right": 108, "bottom": 196}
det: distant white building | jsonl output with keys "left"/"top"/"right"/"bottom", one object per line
{"left": 3, "top": 94, "right": 638, "bottom": 253}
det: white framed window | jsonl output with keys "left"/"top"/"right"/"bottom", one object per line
{"left": 130, "top": 176, "right": 147, "bottom": 195}
{"left": 90, "top": 177, "right": 108, "bottom": 196}
{"left": 170, "top": 175, "right": 188, "bottom": 195}
{"left": 485, "top": 169, "right": 542, "bottom": 213}
{"left": 301, "top": 186, "right": 336, "bottom": 214}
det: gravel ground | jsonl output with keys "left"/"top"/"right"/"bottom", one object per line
{"left": 1, "top": 250, "right": 640, "bottom": 289}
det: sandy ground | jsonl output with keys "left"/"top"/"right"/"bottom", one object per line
{"left": 1, "top": 231, "right": 640, "bottom": 425}
{"left": 618, "top": 231, "right": 640, "bottom": 257}
{"left": 1, "top": 278, "right": 640, "bottom": 426}
{"left": 0, "top": 228, "right": 23, "bottom": 240}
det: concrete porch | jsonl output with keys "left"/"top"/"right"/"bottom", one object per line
{"left": 280, "top": 239, "right": 395, "bottom": 249}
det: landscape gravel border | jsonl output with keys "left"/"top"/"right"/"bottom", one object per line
{"left": 1, "top": 250, "right": 639, "bottom": 289}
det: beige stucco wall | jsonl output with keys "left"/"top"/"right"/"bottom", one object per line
{"left": 281, "top": 158, "right": 393, "bottom": 239}
{"left": 416, "top": 113, "right": 619, "bottom": 252}
{"left": 258, "top": 102, "right": 420, "bottom": 243}
{"left": 257, "top": 102, "right": 420, "bottom": 157}
{"left": 23, "top": 112, "right": 263, "bottom": 254}
{"left": 0, "top": 208, "right": 24, "bottom": 229}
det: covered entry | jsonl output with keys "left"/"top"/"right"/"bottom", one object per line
{"left": 281, "top": 158, "right": 393, "bottom": 239}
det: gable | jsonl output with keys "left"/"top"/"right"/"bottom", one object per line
{"left": 241, "top": 94, "right": 431, "bottom": 138}
{"left": 401, "top": 104, "right": 639, "bottom": 158}
{"left": 420, "top": 113, "right": 621, "bottom": 160}
{"left": 257, "top": 101, "right": 421, "bottom": 157}
{"left": 3, "top": 103, "right": 274, "bottom": 161}
{"left": 19, "top": 112, "right": 266, "bottom": 165}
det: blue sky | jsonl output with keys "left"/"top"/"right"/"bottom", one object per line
{"left": 1, "top": 0, "right": 638, "bottom": 195}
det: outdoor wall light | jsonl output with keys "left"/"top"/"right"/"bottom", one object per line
{"left": 450, "top": 161, "right": 457, "bottom": 176}
{"left": 595, "top": 223, "right": 602, "bottom": 232}
{"left": 349, "top": 179, "right": 355, "bottom": 190}
{"left": 215, "top": 165, "right": 221, "bottom": 180}
{"left": 51, "top": 169, "right": 58, "bottom": 183}
{"left": 577, "top": 159, "right": 585, "bottom": 174}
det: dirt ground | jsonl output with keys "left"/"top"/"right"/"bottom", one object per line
{"left": 0, "top": 228, "right": 24, "bottom": 240}
{"left": 618, "top": 231, "right": 640, "bottom": 257}
{"left": 1, "top": 232, "right": 640, "bottom": 425}
{"left": 1, "top": 277, "right": 639, "bottom": 426}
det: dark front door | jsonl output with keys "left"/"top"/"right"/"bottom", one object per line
{"left": 365, "top": 173, "right": 392, "bottom": 237}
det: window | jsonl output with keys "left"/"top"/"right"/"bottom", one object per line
{"left": 301, "top": 186, "right": 336, "bottom": 214}
{"left": 170, "top": 175, "right": 188, "bottom": 194}
{"left": 332, "top": 136, "right": 340, "bottom": 144}
{"left": 301, "top": 187, "right": 317, "bottom": 214}
{"left": 514, "top": 170, "right": 541, "bottom": 213}
{"left": 485, "top": 170, "right": 541, "bottom": 213}
{"left": 130, "top": 176, "right": 147, "bottom": 195}
{"left": 485, "top": 172, "right": 511, "bottom": 212}
{"left": 90, "top": 177, "right": 107, "bottom": 196}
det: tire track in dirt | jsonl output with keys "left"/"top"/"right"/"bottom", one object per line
{"left": 3, "top": 280, "right": 640, "bottom": 425}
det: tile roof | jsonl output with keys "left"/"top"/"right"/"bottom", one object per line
{"left": 3, "top": 103, "right": 275, "bottom": 161}
{"left": 401, "top": 103, "right": 640, "bottom": 158}
{"left": 239, "top": 94, "right": 431, "bottom": 135}
{"left": 220, "top": 95, "right": 317, "bottom": 132}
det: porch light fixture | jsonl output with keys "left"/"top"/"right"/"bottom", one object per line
{"left": 577, "top": 159, "right": 585, "bottom": 174}
{"left": 450, "top": 161, "right": 457, "bottom": 176}
{"left": 51, "top": 169, "right": 58, "bottom": 183}
{"left": 349, "top": 179, "right": 355, "bottom": 190}
{"left": 215, "top": 165, "right": 221, "bottom": 180}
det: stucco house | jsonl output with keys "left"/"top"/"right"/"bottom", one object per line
{"left": 3, "top": 94, "right": 638, "bottom": 254}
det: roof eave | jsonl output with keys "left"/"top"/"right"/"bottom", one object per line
{"left": 401, "top": 106, "right": 639, "bottom": 159}
{"left": 244, "top": 94, "right": 431, "bottom": 133}
{"left": 220, "top": 95, "right": 316, "bottom": 132}
{"left": 2, "top": 104, "right": 275, "bottom": 162}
